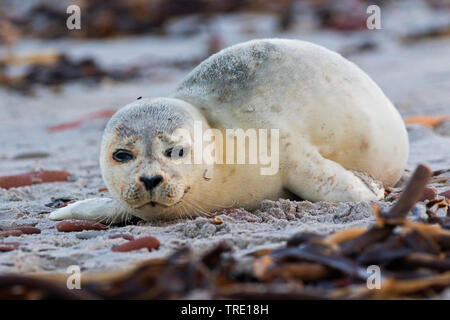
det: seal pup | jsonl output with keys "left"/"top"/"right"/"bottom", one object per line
{"left": 49, "top": 39, "right": 408, "bottom": 222}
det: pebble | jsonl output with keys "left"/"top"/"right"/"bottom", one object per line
{"left": 0, "top": 170, "right": 71, "bottom": 189}
{"left": 0, "top": 242, "right": 20, "bottom": 252}
{"left": 56, "top": 220, "right": 108, "bottom": 232}
{"left": 420, "top": 187, "right": 438, "bottom": 201}
{"left": 439, "top": 190, "right": 450, "bottom": 199}
{"left": 211, "top": 217, "right": 223, "bottom": 225}
{"left": 112, "top": 236, "right": 159, "bottom": 252}
{"left": 0, "top": 230, "right": 23, "bottom": 238}
{"left": 10, "top": 227, "right": 41, "bottom": 235}
{"left": 392, "top": 187, "right": 437, "bottom": 202}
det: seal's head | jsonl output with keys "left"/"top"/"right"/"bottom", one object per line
{"left": 100, "top": 97, "right": 212, "bottom": 220}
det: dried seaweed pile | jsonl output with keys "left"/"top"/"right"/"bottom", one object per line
{"left": 1, "top": 165, "right": 449, "bottom": 300}
{"left": 4, "top": 0, "right": 423, "bottom": 41}
{"left": 0, "top": 0, "right": 295, "bottom": 40}
{"left": 0, "top": 53, "right": 139, "bottom": 93}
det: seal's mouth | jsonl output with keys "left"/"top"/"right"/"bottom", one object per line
{"left": 136, "top": 199, "right": 182, "bottom": 209}
{"left": 135, "top": 186, "right": 190, "bottom": 209}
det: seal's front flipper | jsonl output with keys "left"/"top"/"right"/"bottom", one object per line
{"left": 48, "top": 198, "right": 132, "bottom": 224}
{"left": 285, "top": 145, "right": 385, "bottom": 202}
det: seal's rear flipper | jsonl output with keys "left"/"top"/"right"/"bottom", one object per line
{"left": 48, "top": 198, "right": 132, "bottom": 225}
{"left": 284, "top": 144, "right": 385, "bottom": 202}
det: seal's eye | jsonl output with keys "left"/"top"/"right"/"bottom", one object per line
{"left": 112, "top": 149, "right": 134, "bottom": 163}
{"left": 165, "top": 145, "right": 189, "bottom": 159}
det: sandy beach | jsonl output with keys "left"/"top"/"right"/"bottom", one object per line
{"left": 0, "top": 1, "right": 449, "bottom": 276}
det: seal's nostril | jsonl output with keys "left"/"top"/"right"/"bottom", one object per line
{"left": 140, "top": 175, "right": 164, "bottom": 191}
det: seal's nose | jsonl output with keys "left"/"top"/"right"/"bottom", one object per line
{"left": 140, "top": 175, "right": 163, "bottom": 191}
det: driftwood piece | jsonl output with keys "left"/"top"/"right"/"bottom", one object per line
{"left": 382, "top": 164, "right": 432, "bottom": 221}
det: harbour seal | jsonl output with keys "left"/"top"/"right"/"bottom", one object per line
{"left": 49, "top": 38, "right": 408, "bottom": 223}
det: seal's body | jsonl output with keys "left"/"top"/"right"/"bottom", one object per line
{"left": 49, "top": 39, "right": 408, "bottom": 222}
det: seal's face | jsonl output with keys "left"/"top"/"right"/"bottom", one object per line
{"left": 100, "top": 98, "right": 210, "bottom": 220}
{"left": 106, "top": 130, "right": 190, "bottom": 209}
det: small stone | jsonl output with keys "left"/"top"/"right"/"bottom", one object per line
{"left": 439, "top": 189, "right": 450, "bottom": 199}
{"left": 0, "top": 242, "right": 19, "bottom": 252}
{"left": 0, "top": 230, "right": 23, "bottom": 238}
{"left": 420, "top": 187, "right": 437, "bottom": 201}
{"left": 391, "top": 187, "right": 437, "bottom": 202}
{"left": 56, "top": 220, "right": 108, "bottom": 232}
{"left": 0, "top": 170, "right": 71, "bottom": 189}
{"left": 211, "top": 217, "right": 223, "bottom": 225}
{"left": 9, "top": 227, "right": 41, "bottom": 235}
{"left": 112, "top": 236, "right": 159, "bottom": 252}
